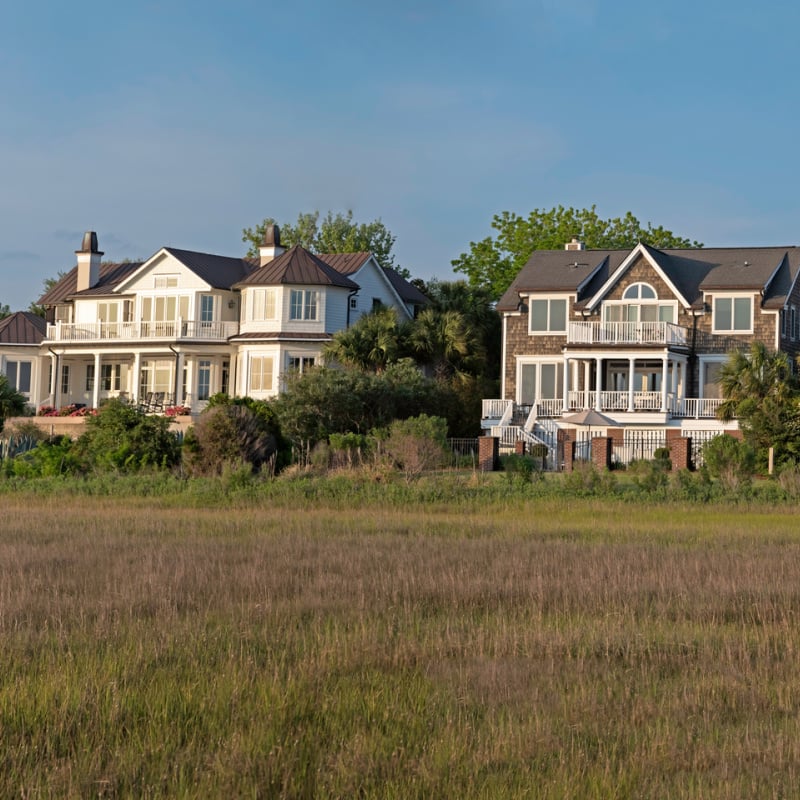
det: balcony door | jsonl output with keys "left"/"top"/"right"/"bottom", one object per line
{"left": 140, "top": 295, "right": 190, "bottom": 337}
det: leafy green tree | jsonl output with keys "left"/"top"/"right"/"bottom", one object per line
{"left": 76, "top": 399, "right": 180, "bottom": 472}
{"left": 324, "top": 306, "right": 405, "bottom": 373}
{"left": 243, "top": 210, "right": 401, "bottom": 273}
{"left": 28, "top": 271, "right": 67, "bottom": 317}
{"left": 0, "top": 374, "right": 27, "bottom": 430}
{"left": 0, "top": 303, "right": 10, "bottom": 319}
{"left": 452, "top": 205, "right": 702, "bottom": 299}
{"left": 716, "top": 342, "right": 800, "bottom": 468}
{"left": 702, "top": 434, "right": 756, "bottom": 492}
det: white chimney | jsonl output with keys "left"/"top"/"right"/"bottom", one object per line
{"left": 259, "top": 224, "right": 286, "bottom": 266}
{"left": 565, "top": 236, "right": 585, "bottom": 251}
{"left": 75, "top": 231, "right": 103, "bottom": 291}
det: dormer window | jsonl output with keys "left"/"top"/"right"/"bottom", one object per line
{"left": 713, "top": 295, "right": 752, "bottom": 334}
{"left": 529, "top": 298, "right": 567, "bottom": 334}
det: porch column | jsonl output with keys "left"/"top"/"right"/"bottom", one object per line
{"left": 627, "top": 357, "right": 635, "bottom": 412}
{"left": 174, "top": 352, "right": 186, "bottom": 405}
{"left": 594, "top": 357, "right": 603, "bottom": 411}
{"left": 679, "top": 360, "right": 687, "bottom": 415}
{"left": 562, "top": 357, "right": 570, "bottom": 413}
{"left": 132, "top": 352, "right": 141, "bottom": 404}
{"left": 92, "top": 352, "right": 101, "bottom": 410}
{"left": 660, "top": 356, "right": 668, "bottom": 413}
{"left": 49, "top": 352, "right": 58, "bottom": 406}
{"left": 583, "top": 361, "right": 591, "bottom": 409}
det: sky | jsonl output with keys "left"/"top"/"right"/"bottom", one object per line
{"left": 2, "top": 0, "right": 799, "bottom": 310}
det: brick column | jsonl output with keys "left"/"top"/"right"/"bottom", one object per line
{"left": 563, "top": 440, "right": 576, "bottom": 472}
{"left": 514, "top": 440, "right": 526, "bottom": 456}
{"left": 591, "top": 436, "right": 612, "bottom": 471}
{"left": 478, "top": 436, "right": 499, "bottom": 472}
{"left": 670, "top": 436, "right": 692, "bottom": 471}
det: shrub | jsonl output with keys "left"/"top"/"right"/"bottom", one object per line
{"left": 382, "top": 414, "right": 448, "bottom": 482}
{"left": 183, "top": 399, "right": 284, "bottom": 477}
{"left": 76, "top": 399, "right": 180, "bottom": 473}
{"left": 702, "top": 434, "right": 756, "bottom": 492}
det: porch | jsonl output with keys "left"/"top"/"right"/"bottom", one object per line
{"left": 45, "top": 320, "right": 239, "bottom": 344}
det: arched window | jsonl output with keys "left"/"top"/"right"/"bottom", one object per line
{"left": 605, "top": 283, "right": 676, "bottom": 323}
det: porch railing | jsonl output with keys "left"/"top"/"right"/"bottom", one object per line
{"left": 676, "top": 398, "right": 723, "bottom": 419}
{"left": 567, "top": 320, "right": 690, "bottom": 346}
{"left": 45, "top": 319, "right": 239, "bottom": 343}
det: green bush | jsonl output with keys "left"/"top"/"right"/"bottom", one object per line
{"left": 382, "top": 414, "right": 449, "bottom": 482}
{"left": 702, "top": 434, "right": 756, "bottom": 491}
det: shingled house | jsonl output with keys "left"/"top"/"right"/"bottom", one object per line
{"left": 482, "top": 240, "right": 800, "bottom": 464}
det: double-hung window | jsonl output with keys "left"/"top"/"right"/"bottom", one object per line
{"left": 713, "top": 296, "right": 752, "bottom": 333}
{"left": 6, "top": 360, "right": 32, "bottom": 395}
{"left": 529, "top": 298, "right": 567, "bottom": 334}
{"left": 249, "top": 356, "right": 274, "bottom": 393}
{"left": 289, "top": 289, "right": 319, "bottom": 321}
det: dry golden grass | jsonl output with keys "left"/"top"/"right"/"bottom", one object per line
{"left": 2, "top": 490, "right": 800, "bottom": 797}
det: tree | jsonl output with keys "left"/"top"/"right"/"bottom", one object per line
{"left": 452, "top": 205, "right": 703, "bottom": 300}
{"left": 405, "top": 307, "right": 484, "bottom": 381}
{"left": 0, "top": 374, "right": 27, "bottom": 430}
{"left": 28, "top": 271, "right": 67, "bottom": 317}
{"left": 716, "top": 342, "right": 800, "bottom": 468}
{"left": 324, "top": 306, "right": 405, "bottom": 373}
{"left": 0, "top": 303, "right": 10, "bottom": 319}
{"left": 76, "top": 399, "right": 181, "bottom": 472}
{"left": 243, "top": 210, "right": 402, "bottom": 273}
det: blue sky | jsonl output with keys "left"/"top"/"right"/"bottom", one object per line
{"left": 2, "top": 1, "right": 798, "bottom": 310}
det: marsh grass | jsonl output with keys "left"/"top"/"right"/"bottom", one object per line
{"left": 3, "top": 488, "right": 800, "bottom": 797}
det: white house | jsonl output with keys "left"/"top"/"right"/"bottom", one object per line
{"left": 2, "top": 226, "right": 427, "bottom": 413}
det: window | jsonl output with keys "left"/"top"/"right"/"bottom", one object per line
{"left": 221, "top": 361, "right": 230, "bottom": 395}
{"left": 101, "top": 364, "right": 121, "bottom": 391}
{"left": 287, "top": 356, "right": 316, "bottom": 374}
{"left": 6, "top": 360, "right": 32, "bottom": 394}
{"left": 604, "top": 283, "right": 675, "bottom": 324}
{"left": 372, "top": 298, "right": 383, "bottom": 312}
{"left": 200, "top": 295, "right": 214, "bottom": 323}
{"left": 713, "top": 296, "right": 752, "bottom": 333}
{"left": 61, "top": 365, "right": 70, "bottom": 396}
{"left": 86, "top": 364, "right": 95, "bottom": 391}
{"left": 249, "top": 356, "right": 274, "bottom": 392}
{"left": 350, "top": 296, "right": 358, "bottom": 310}
{"left": 623, "top": 283, "right": 657, "bottom": 300}
{"left": 154, "top": 275, "right": 178, "bottom": 288}
{"left": 793, "top": 306, "right": 798, "bottom": 341}
{"left": 250, "top": 289, "right": 276, "bottom": 321}
{"left": 529, "top": 298, "right": 567, "bottom": 333}
{"left": 198, "top": 360, "right": 211, "bottom": 401}
{"left": 289, "top": 289, "right": 318, "bottom": 321}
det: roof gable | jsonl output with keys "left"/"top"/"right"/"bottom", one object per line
{"left": 38, "top": 261, "right": 142, "bottom": 304}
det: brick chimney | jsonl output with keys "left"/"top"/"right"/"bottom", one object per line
{"left": 259, "top": 224, "right": 286, "bottom": 266}
{"left": 75, "top": 231, "right": 103, "bottom": 291}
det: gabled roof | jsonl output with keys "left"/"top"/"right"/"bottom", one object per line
{"left": 162, "top": 248, "right": 255, "bottom": 288}
{"left": 318, "top": 252, "right": 372, "bottom": 276}
{"left": 0, "top": 311, "right": 47, "bottom": 345}
{"left": 38, "top": 261, "right": 143, "bottom": 304}
{"left": 381, "top": 267, "right": 430, "bottom": 306}
{"left": 498, "top": 244, "right": 800, "bottom": 314}
{"left": 234, "top": 245, "right": 359, "bottom": 289}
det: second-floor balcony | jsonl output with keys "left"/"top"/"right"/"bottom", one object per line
{"left": 567, "top": 321, "right": 690, "bottom": 347}
{"left": 45, "top": 319, "right": 240, "bottom": 344}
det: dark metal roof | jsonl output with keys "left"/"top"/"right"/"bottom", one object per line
{"left": 234, "top": 245, "right": 359, "bottom": 289}
{"left": 229, "top": 331, "right": 332, "bottom": 341}
{"left": 38, "top": 261, "right": 143, "bottom": 304}
{"left": 318, "top": 252, "right": 371, "bottom": 276}
{"left": 0, "top": 311, "right": 47, "bottom": 345}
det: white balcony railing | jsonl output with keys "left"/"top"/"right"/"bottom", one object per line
{"left": 45, "top": 319, "right": 239, "bottom": 343}
{"left": 567, "top": 321, "right": 690, "bottom": 346}
{"left": 677, "top": 398, "right": 723, "bottom": 419}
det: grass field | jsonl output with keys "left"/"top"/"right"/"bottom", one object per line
{"left": 3, "top": 478, "right": 800, "bottom": 798}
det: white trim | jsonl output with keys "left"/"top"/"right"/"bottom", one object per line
{"left": 585, "top": 243, "right": 691, "bottom": 312}
{"left": 710, "top": 293, "right": 754, "bottom": 335}
{"left": 526, "top": 295, "right": 569, "bottom": 335}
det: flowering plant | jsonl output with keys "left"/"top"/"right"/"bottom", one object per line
{"left": 165, "top": 405, "right": 192, "bottom": 417}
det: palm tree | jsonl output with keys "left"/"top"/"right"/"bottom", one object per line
{"left": 324, "top": 306, "right": 403, "bottom": 373}
{"left": 405, "top": 308, "right": 483, "bottom": 381}
{"left": 717, "top": 341, "right": 800, "bottom": 465}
